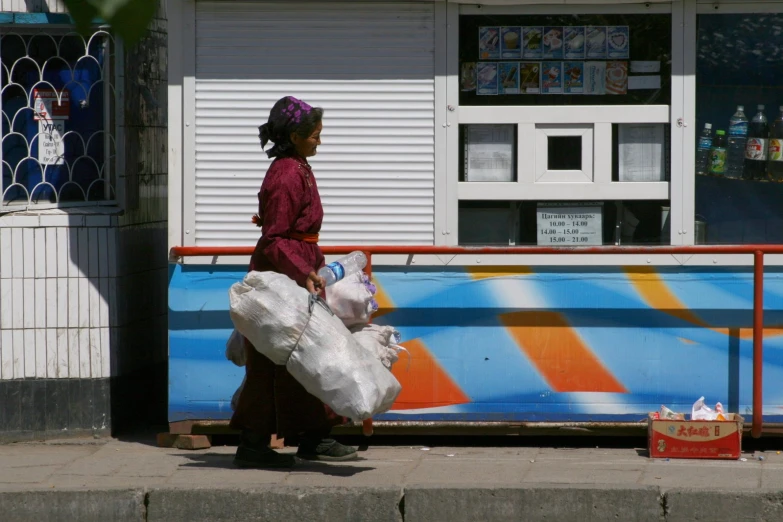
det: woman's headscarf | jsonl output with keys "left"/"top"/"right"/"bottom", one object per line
{"left": 258, "top": 96, "right": 315, "bottom": 158}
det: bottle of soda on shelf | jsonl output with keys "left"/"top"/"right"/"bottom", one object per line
{"left": 768, "top": 106, "right": 783, "bottom": 182}
{"left": 696, "top": 123, "right": 713, "bottom": 175}
{"left": 318, "top": 251, "right": 368, "bottom": 287}
{"left": 726, "top": 105, "right": 748, "bottom": 179}
{"left": 709, "top": 130, "right": 728, "bottom": 176}
{"left": 744, "top": 104, "right": 769, "bottom": 180}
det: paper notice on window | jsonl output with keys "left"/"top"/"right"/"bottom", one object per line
{"left": 618, "top": 124, "right": 666, "bottom": 182}
{"left": 465, "top": 125, "right": 515, "bottom": 182}
{"left": 628, "top": 75, "right": 661, "bottom": 90}
{"left": 630, "top": 61, "right": 661, "bottom": 73}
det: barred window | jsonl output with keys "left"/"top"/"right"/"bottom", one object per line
{"left": 1, "top": 30, "right": 117, "bottom": 209}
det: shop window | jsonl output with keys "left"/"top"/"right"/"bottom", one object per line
{"left": 694, "top": 14, "right": 783, "bottom": 244}
{"left": 458, "top": 200, "right": 670, "bottom": 246}
{"left": 461, "top": 14, "right": 672, "bottom": 107}
{"left": 1, "top": 31, "right": 116, "bottom": 209}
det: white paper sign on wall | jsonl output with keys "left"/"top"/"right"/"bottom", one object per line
{"left": 38, "top": 119, "right": 66, "bottom": 166}
{"left": 536, "top": 203, "right": 603, "bottom": 246}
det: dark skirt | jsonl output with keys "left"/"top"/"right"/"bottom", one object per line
{"left": 229, "top": 340, "right": 348, "bottom": 442}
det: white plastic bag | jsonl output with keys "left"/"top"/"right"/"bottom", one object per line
{"left": 326, "top": 272, "right": 378, "bottom": 328}
{"left": 691, "top": 396, "right": 718, "bottom": 421}
{"left": 350, "top": 324, "right": 408, "bottom": 370}
{"left": 228, "top": 271, "right": 401, "bottom": 420}
{"left": 225, "top": 328, "right": 246, "bottom": 367}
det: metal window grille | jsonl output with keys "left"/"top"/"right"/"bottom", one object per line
{"left": 0, "top": 29, "right": 118, "bottom": 210}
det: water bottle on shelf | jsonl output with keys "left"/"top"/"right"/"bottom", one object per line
{"left": 744, "top": 104, "right": 769, "bottom": 180}
{"left": 768, "top": 106, "right": 783, "bottom": 182}
{"left": 696, "top": 123, "right": 713, "bottom": 175}
{"left": 726, "top": 105, "right": 748, "bottom": 179}
{"left": 318, "top": 251, "right": 368, "bottom": 287}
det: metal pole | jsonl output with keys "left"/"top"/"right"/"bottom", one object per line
{"left": 103, "top": 33, "right": 111, "bottom": 201}
{"left": 752, "top": 250, "right": 764, "bottom": 439}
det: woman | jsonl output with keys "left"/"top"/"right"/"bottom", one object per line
{"left": 230, "top": 96, "right": 358, "bottom": 468}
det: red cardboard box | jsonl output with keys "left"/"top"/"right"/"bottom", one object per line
{"left": 648, "top": 413, "right": 744, "bottom": 460}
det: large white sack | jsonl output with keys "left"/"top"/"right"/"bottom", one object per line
{"left": 350, "top": 324, "right": 405, "bottom": 370}
{"left": 225, "top": 328, "right": 246, "bottom": 367}
{"left": 228, "top": 271, "right": 401, "bottom": 420}
{"left": 326, "top": 272, "right": 377, "bottom": 328}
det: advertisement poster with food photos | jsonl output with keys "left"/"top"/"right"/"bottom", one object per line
{"left": 541, "top": 62, "right": 563, "bottom": 94}
{"left": 500, "top": 27, "right": 522, "bottom": 60}
{"left": 585, "top": 61, "right": 607, "bottom": 95}
{"left": 479, "top": 27, "right": 500, "bottom": 60}
{"left": 606, "top": 61, "right": 628, "bottom": 95}
{"left": 477, "top": 62, "right": 499, "bottom": 95}
{"left": 523, "top": 27, "right": 543, "bottom": 59}
{"left": 498, "top": 62, "right": 520, "bottom": 94}
{"left": 586, "top": 26, "right": 607, "bottom": 59}
{"left": 542, "top": 27, "right": 564, "bottom": 60}
{"left": 607, "top": 26, "right": 630, "bottom": 59}
{"left": 461, "top": 62, "right": 477, "bottom": 92}
{"left": 520, "top": 62, "right": 541, "bottom": 93}
{"left": 564, "top": 27, "right": 586, "bottom": 60}
{"left": 563, "top": 62, "right": 585, "bottom": 94}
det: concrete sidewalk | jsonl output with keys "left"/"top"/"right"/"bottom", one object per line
{"left": 1, "top": 437, "right": 783, "bottom": 521}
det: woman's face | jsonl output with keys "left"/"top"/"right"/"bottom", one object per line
{"left": 291, "top": 121, "right": 323, "bottom": 158}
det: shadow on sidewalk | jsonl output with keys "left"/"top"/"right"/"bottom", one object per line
{"left": 176, "top": 452, "right": 376, "bottom": 476}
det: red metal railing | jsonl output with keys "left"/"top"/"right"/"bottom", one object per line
{"left": 171, "top": 244, "right": 783, "bottom": 439}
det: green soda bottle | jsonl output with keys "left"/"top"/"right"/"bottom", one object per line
{"left": 709, "top": 130, "right": 728, "bottom": 175}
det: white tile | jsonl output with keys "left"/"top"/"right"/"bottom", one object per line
{"left": 46, "top": 228, "right": 57, "bottom": 278}
{"left": 89, "top": 278, "right": 100, "bottom": 328}
{"left": 34, "top": 278, "right": 46, "bottom": 329}
{"left": 79, "top": 277, "right": 89, "bottom": 328}
{"left": 57, "top": 278, "right": 68, "bottom": 328}
{"left": 46, "top": 329, "right": 57, "bottom": 379}
{"left": 23, "top": 278, "right": 35, "bottom": 329}
{"left": 99, "top": 278, "right": 109, "bottom": 328}
{"left": 23, "top": 228, "right": 34, "bottom": 278}
{"left": 68, "top": 328, "right": 79, "bottom": 378}
{"left": 35, "top": 328, "right": 46, "bottom": 378}
{"left": 88, "top": 228, "right": 99, "bottom": 278}
{"left": 89, "top": 328, "right": 101, "bottom": 379}
{"left": 57, "top": 327, "right": 68, "bottom": 378}
{"left": 107, "top": 228, "right": 117, "bottom": 278}
{"left": 0, "top": 228, "right": 11, "bottom": 278}
{"left": 98, "top": 228, "right": 109, "bottom": 278}
{"left": 67, "top": 228, "right": 80, "bottom": 278}
{"left": 67, "top": 277, "right": 79, "bottom": 328}
{"left": 34, "top": 228, "right": 46, "bottom": 278}
{"left": 0, "top": 278, "right": 11, "bottom": 330}
{"left": 11, "top": 228, "right": 23, "bottom": 278}
{"left": 0, "top": 329, "right": 12, "bottom": 380}
{"left": 79, "top": 328, "right": 90, "bottom": 378}
{"left": 11, "top": 279, "right": 24, "bottom": 329}
{"left": 46, "top": 279, "right": 57, "bottom": 328}
{"left": 57, "top": 228, "right": 69, "bottom": 278}
{"left": 12, "top": 329, "right": 24, "bottom": 379}
{"left": 100, "top": 327, "right": 110, "bottom": 378}
{"left": 24, "top": 329, "right": 35, "bottom": 378}
{"left": 78, "top": 228, "right": 89, "bottom": 278}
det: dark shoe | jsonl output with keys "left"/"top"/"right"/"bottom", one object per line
{"left": 233, "top": 431, "right": 295, "bottom": 469}
{"left": 296, "top": 438, "right": 359, "bottom": 462}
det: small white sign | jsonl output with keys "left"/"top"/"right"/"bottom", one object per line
{"left": 537, "top": 204, "right": 603, "bottom": 246}
{"left": 628, "top": 75, "right": 662, "bottom": 90}
{"left": 38, "top": 119, "right": 66, "bottom": 166}
{"left": 464, "top": 124, "right": 515, "bottom": 182}
{"left": 33, "top": 88, "right": 70, "bottom": 121}
{"left": 618, "top": 124, "right": 666, "bottom": 182}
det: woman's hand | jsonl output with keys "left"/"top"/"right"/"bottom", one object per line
{"left": 305, "top": 271, "right": 326, "bottom": 294}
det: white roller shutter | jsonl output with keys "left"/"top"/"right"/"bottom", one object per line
{"left": 193, "top": 1, "right": 436, "bottom": 246}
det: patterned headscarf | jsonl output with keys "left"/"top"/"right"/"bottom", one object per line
{"left": 258, "top": 96, "right": 314, "bottom": 158}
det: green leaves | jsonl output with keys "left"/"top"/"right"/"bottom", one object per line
{"left": 62, "top": 0, "right": 158, "bottom": 45}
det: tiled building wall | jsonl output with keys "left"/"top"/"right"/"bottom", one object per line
{"left": 0, "top": 2, "right": 168, "bottom": 440}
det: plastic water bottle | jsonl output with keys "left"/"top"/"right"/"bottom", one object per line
{"left": 696, "top": 123, "right": 713, "bottom": 175}
{"left": 318, "top": 251, "right": 368, "bottom": 286}
{"left": 726, "top": 105, "right": 748, "bottom": 179}
{"left": 709, "top": 130, "right": 727, "bottom": 175}
{"left": 768, "top": 106, "right": 783, "bottom": 182}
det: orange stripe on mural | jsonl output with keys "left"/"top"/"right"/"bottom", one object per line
{"left": 390, "top": 338, "right": 471, "bottom": 410}
{"left": 500, "top": 311, "right": 628, "bottom": 393}
{"left": 624, "top": 267, "right": 783, "bottom": 340}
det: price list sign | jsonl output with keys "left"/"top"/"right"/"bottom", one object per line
{"left": 536, "top": 203, "right": 603, "bottom": 246}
